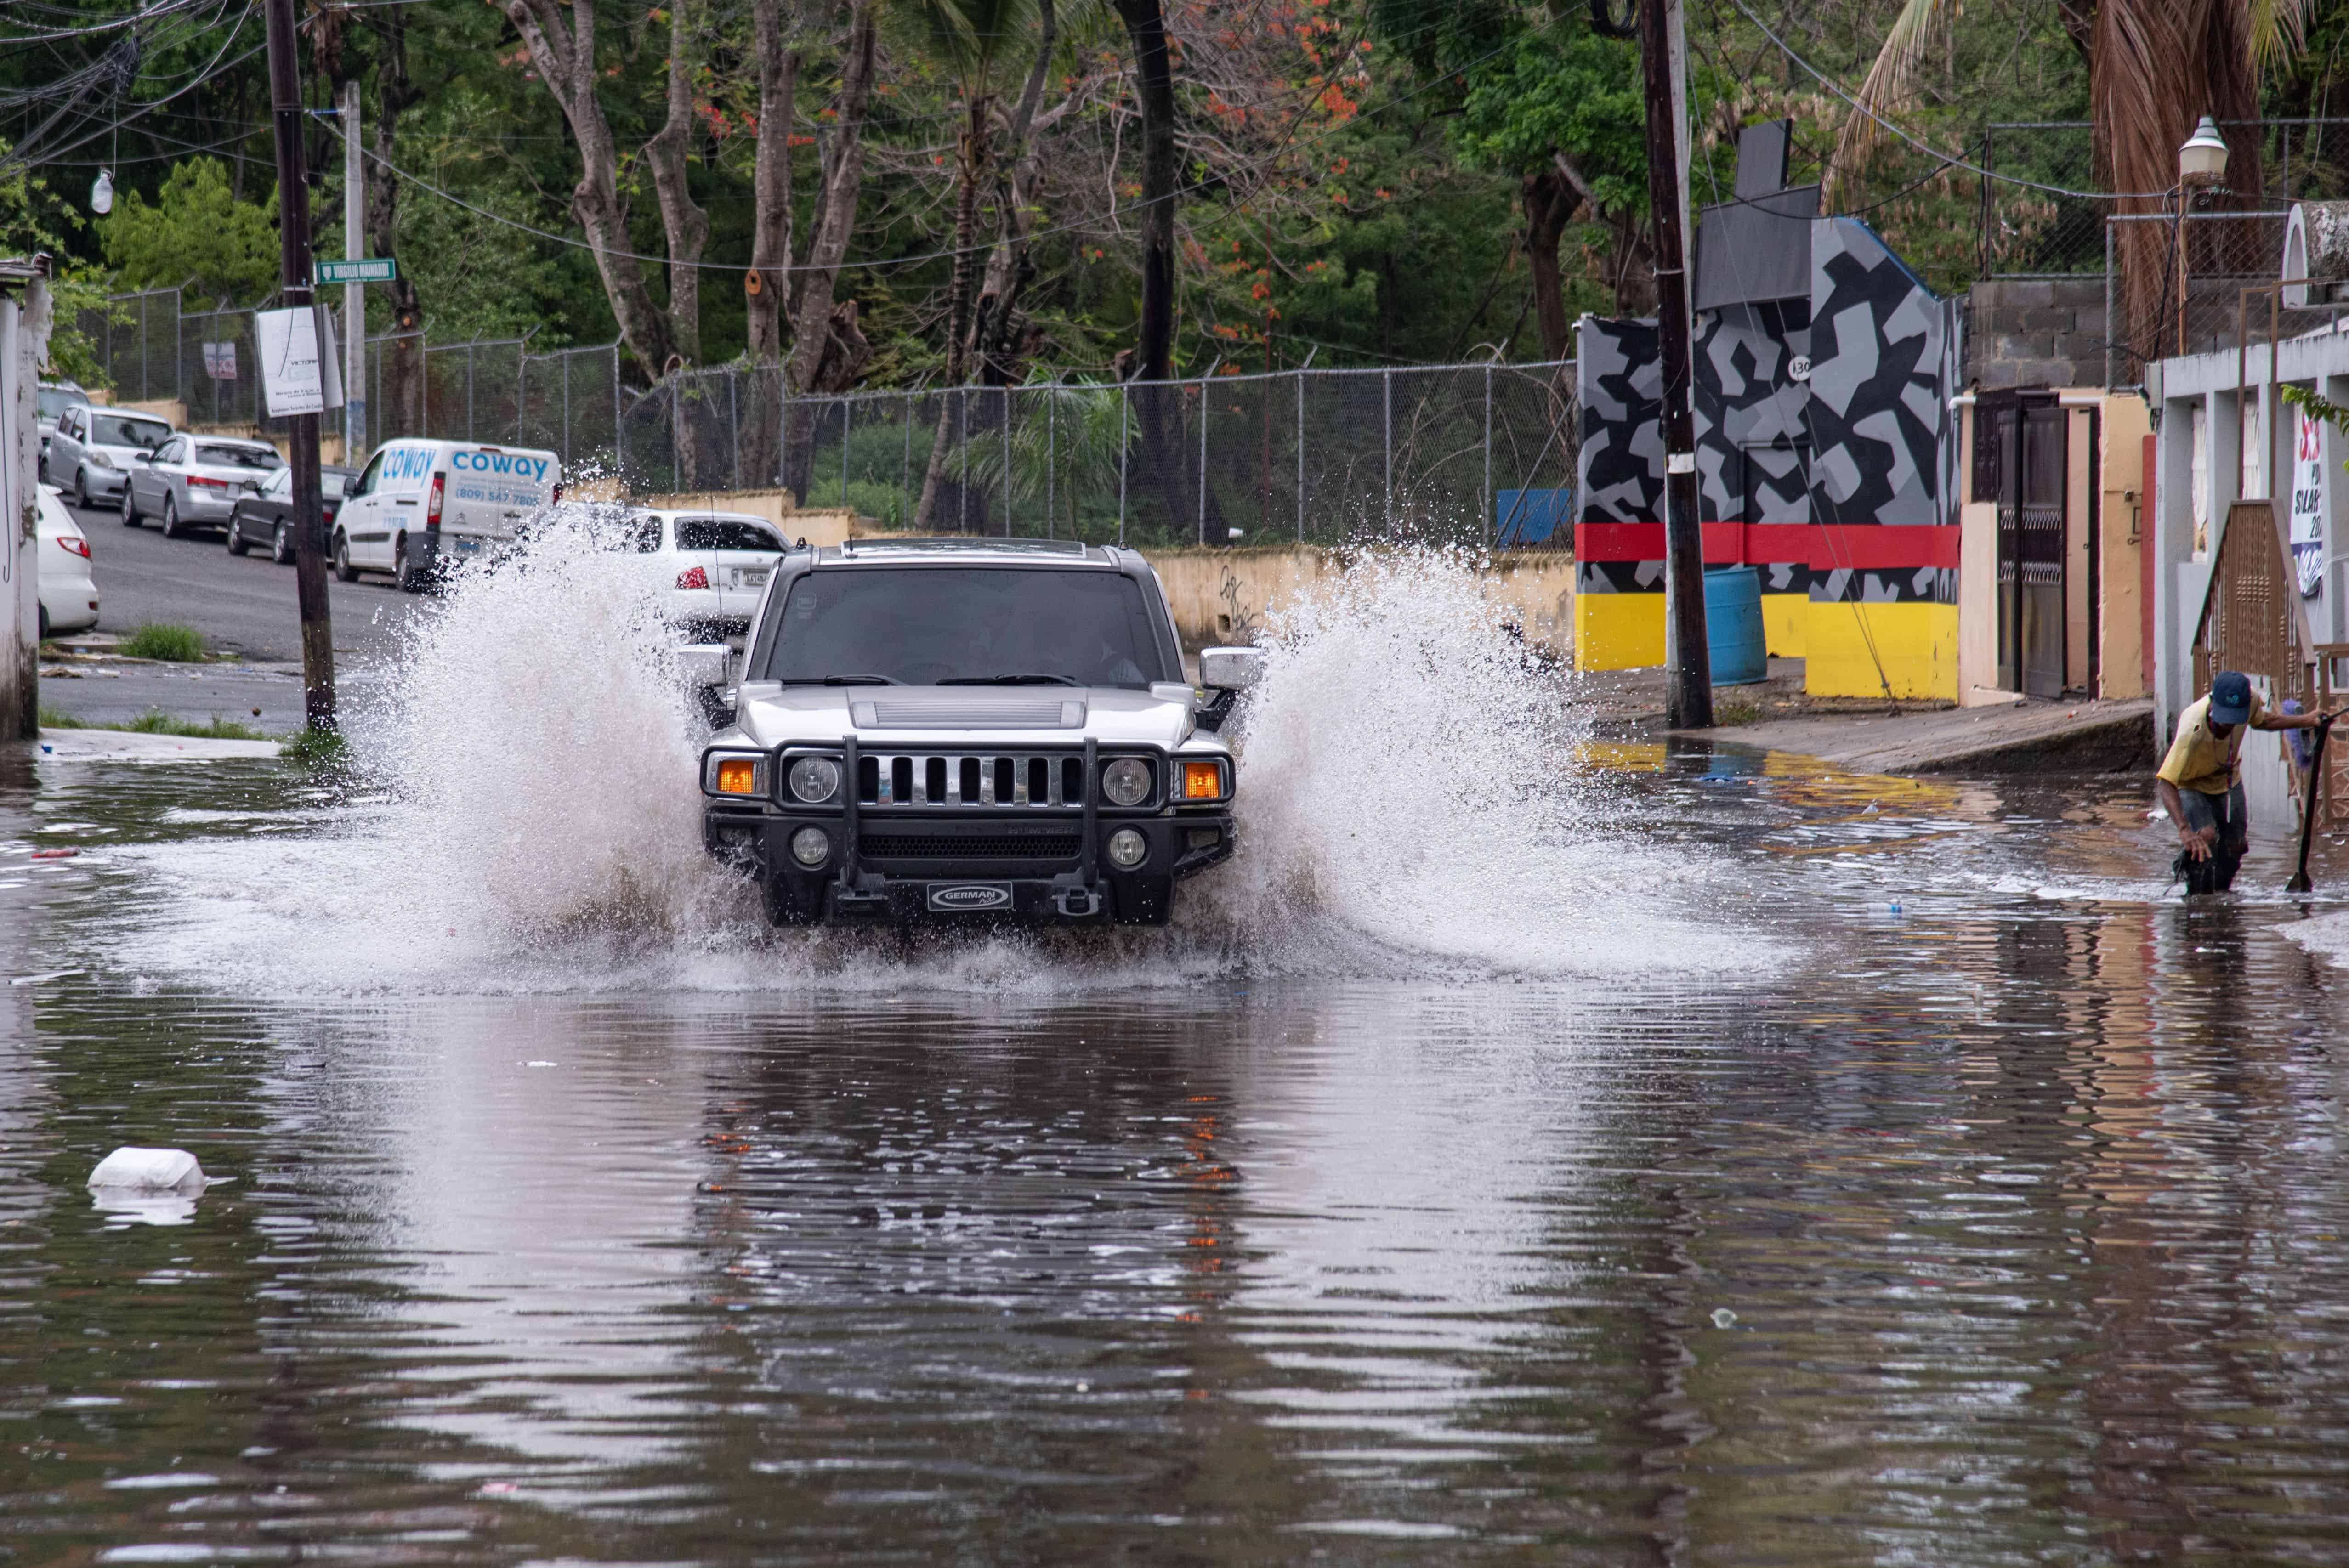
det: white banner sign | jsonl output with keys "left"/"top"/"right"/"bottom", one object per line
{"left": 2292, "top": 408, "right": 2326, "bottom": 599}
{"left": 200, "top": 341, "right": 237, "bottom": 381}
{"left": 256, "top": 305, "right": 344, "bottom": 417}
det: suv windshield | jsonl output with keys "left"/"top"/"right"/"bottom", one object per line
{"left": 761, "top": 566, "right": 1170, "bottom": 689}
{"left": 91, "top": 414, "right": 169, "bottom": 450}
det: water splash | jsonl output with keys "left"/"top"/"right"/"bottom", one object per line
{"left": 92, "top": 528, "right": 1755, "bottom": 991}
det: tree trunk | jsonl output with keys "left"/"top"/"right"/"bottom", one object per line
{"left": 912, "top": 99, "right": 993, "bottom": 531}
{"left": 777, "top": 0, "right": 878, "bottom": 503}
{"left": 1113, "top": 0, "right": 1177, "bottom": 384}
{"left": 970, "top": 0, "right": 1059, "bottom": 385}
{"left": 744, "top": 0, "right": 798, "bottom": 365}
{"left": 364, "top": 6, "right": 424, "bottom": 442}
{"left": 505, "top": 0, "right": 676, "bottom": 385}
{"left": 1523, "top": 164, "right": 1578, "bottom": 360}
{"left": 645, "top": 0, "right": 709, "bottom": 367}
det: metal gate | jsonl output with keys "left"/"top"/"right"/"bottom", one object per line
{"left": 1984, "top": 392, "right": 2068, "bottom": 697}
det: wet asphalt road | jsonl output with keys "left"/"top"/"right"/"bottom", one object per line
{"left": 42, "top": 496, "right": 428, "bottom": 727}
{"left": 57, "top": 495, "right": 426, "bottom": 663}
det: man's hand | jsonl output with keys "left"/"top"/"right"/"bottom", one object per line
{"left": 2180, "top": 822, "right": 2217, "bottom": 861}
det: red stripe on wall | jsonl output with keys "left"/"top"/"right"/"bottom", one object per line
{"left": 1810, "top": 525, "right": 1960, "bottom": 571}
{"left": 1575, "top": 521, "right": 1960, "bottom": 571}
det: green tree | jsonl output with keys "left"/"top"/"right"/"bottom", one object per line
{"left": 98, "top": 159, "right": 278, "bottom": 304}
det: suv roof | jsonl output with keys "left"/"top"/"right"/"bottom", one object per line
{"left": 824, "top": 536, "right": 1119, "bottom": 566}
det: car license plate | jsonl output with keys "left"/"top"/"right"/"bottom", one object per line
{"left": 927, "top": 883, "right": 1013, "bottom": 913}
{"left": 735, "top": 568, "right": 769, "bottom": 588}
{"left": 455, "top": 536, "right": 482, "bottom": 554}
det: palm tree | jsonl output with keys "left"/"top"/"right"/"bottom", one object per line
{"left": 898, "top": 0, "right": 1041, "bottom": 529}
{"left": 945, "top": 379, "right": 1131, "bottom": 535}
{"left": 1838, "top": 0, "right": 2308, "bottom": 363}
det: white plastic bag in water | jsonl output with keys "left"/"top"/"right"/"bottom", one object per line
{"left": 87, "top": 1147, "right": 206, "bottom": 1193}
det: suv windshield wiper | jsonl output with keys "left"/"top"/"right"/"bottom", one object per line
{"left": 937, "top": 674, "right": 1082, "bottom": 686}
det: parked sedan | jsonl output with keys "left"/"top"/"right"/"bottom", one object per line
{"left": 227, "top": 464, "right": 355, "bottom": 563}
{"left": 124, "top": 434, "right": 285, "bottom": 537}
{"left": 43, "top": 405, "right": 172, "bottom": 507}
{"left": 36, "top": 486, "right": 99, "bottom": 638}
{"left": 621, "top": 508, "right": 789, "bottom": 638}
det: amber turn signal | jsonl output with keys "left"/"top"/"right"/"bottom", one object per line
{"left": 1180, "top": 760, "right": 1222, "bottom": 800}
{"left": 715, "top": 758, "right": 760, "bottom": 795}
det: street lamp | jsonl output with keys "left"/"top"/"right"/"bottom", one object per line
{"left": 2176, "top": 116, "right": 2232, "bottom": 356}
{"left": 2180, "top": 116, "right": 2230, "bottom": 187}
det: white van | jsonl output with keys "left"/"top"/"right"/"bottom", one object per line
{"left": 334, "top": 438, "right": 562, "bottom": 590}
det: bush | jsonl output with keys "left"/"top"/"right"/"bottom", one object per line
{"left": 119, "top": 623, "right": 206, "bottom": 662}
{"left": 279, "top": 725, "right": 351, "bottom": 770}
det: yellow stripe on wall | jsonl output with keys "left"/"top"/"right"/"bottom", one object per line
{"left": 1573, "top": 592, "right": 1666, "bottom": 672}
{"left": 1761, "top": 593, "right": 1807, "bottom": 659}
{"left": 1804, "top": 601, "right": 1958, "bottom": 699}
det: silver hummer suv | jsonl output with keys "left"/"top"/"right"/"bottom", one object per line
{"left": 694, "top": 538, "right": 1256, "bottom": 926}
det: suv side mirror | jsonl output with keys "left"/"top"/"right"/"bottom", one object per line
{"left": 1198, "top": 646, "right": 1264, "bottom": 690}
{"left": 675, "top": 643, "right": 734, "bottom": 689}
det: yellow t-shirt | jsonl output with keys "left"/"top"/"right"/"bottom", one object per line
{"left": 2157, "top": 691, "right": 2269, "bottom": 795}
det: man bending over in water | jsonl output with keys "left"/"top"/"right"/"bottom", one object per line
{"left": 2156, "top": 669, "right": 2327, "bottom": 894}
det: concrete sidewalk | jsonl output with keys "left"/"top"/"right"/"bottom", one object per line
{"left": 1696, "top": 696, "right": 2155, "bottom": 774}
{"left": 1575, "top": 658, "right": 2156, "bottom": 774}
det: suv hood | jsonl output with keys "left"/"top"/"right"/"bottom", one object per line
{"left": 734, "top": 684, "right": 1197, "bottom": 750}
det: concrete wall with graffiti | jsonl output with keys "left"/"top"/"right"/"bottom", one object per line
{"left": 1572, "top": 216, "right": 1964, "bottom": 696}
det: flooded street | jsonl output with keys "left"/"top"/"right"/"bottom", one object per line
{"left": 9, "top": 743, "right": 2349, "bottom": 1565}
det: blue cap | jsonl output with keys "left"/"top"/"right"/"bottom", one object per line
{"left": 2209, "top": 670, "right": 2253, "bottom": 726}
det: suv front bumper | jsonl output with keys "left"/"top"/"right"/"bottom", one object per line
{"left": 704, "top": 808, "right": 1235, "bottom": 925}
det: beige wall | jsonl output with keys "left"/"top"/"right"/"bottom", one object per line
{"left": 1145, "top": 545, "right": 1575, "bottom": 652}
{"left": 2097, "top": 394, "right": 2151, "bottom": 698}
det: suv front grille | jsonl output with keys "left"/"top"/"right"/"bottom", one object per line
{"left": 858, "top": 832, "right": 1083, "bottom": 860}
{"left": 857, "top": 753, "right": 1090, "bottom": 807}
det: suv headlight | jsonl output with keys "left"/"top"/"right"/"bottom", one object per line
{"left": 787, "top": 755, "right": 840, "bottom": 804}
{"left": 1101, "top": 757, "right": 1151, "bottom": 806}
{"left": 704, "top": 753, "right": 767, "bottom": 797}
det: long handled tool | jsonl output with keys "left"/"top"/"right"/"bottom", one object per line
{"left": 2287, "top": 713, "right": 2338, "bottom": 894}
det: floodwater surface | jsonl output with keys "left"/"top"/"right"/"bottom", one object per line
{"left": 8, "top": 744, "right": 2349, "bottom": 1567}
{"left": 10, "top": 537, "right": 2349, "bottom": 1564}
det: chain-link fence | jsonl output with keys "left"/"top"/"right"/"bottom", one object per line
{"left": 608, "top": 360, "right": 1577, "bottom": 550}
{"left": 69, "top": 284, "right": 1575, "bottom": 549}
{"left": 1984, "top": 119, "right": 2349, "bottom": 279}
{"left": 2103, "top": 209, "right": 2314, "bottom": 386}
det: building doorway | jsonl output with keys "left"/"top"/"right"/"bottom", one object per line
{"left": 1980, "top": 390, "right": 2068, "bottom": 697}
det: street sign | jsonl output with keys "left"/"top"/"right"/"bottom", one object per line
{"left": 316, "top": 257, "right": 396, "bottom": 284}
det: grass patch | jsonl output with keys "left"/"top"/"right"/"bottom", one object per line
{"left": 279, "top": 725, "right": 351, "bottom": 770}
{"left": 1711, "top": 698, "right": 1764, "bottom": 728}
{"left": 41, "top": 705, "right": 271, "bottom": 741}
{"left": 119, "top": 623, "right": 207, "bottom": 662}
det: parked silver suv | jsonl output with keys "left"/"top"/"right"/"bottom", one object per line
{"left": 697, "top": 538, "right": 1256, "bottom": 926}
{"left": 122, "top": 433, "right": 284, "bottom": 536}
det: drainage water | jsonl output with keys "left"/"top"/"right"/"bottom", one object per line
{"left": 6, "top": 535, "right": 2349, "bottom": 1562}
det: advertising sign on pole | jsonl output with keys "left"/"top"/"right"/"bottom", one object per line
{"left": 256, "top": 305, "right": 343, "bottom": 417}
{"left": 2292, "top": 407, "right": 2326, "bottom": 599}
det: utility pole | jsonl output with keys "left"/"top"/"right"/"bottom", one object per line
{"left": 1637, "top": 0, "right": 1711, "bottom": 728}
{"left": 341, "top": 76, "right": 365, "bottom": 466}
{"left": 265, "top": 0, "right": 336, "bottom": 731}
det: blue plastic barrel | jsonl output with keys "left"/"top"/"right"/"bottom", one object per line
{"left": 1703, "top": 566, "right": 1767, "bottom": 686}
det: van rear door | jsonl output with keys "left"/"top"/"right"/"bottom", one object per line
{"left": 440, "top": 446, "right": 560, "bottom": 551}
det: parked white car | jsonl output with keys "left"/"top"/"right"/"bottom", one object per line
{"left": 123, "top": 433, "right": 285, "bottom": 537}
{"left": 36, "top": 485, "right": 99, "bottom": 638}
{"left": 43, "top": 404, "right": 173, "bottom": 508}
{"left": 334, "top": 438, "right": 562, "bottom": 590}
{"left": 624, "top": 508, "right": 789, "bottom": 635}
